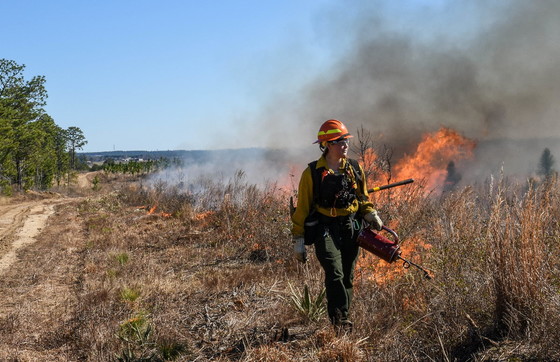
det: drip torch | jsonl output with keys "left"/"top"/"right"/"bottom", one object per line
{"left": 357, "top": 226, "right": 432, "bottom": 279}
{"left": 362, "top": 178, "right": 432, "bottom": 279}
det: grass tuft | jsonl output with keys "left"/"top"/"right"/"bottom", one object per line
{"left": 120, "top": 287, "right": 141, "bottom": 303}
{"left": 288, "top": 283, "right": 327, "bottom": 323}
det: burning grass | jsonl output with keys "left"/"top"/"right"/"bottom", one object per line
{"left": 1, "top": 166, "right": 560, "bottom": 360}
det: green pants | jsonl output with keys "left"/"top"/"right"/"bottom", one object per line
{"left": 314, "top": 214, "right": 360, "bottom": 324}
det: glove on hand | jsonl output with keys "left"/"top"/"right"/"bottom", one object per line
{"left": 364, "top": 211, "right": 383, "bottom": 231}
{"left": 293, "top": 237, "right": 307, "bottom": 263}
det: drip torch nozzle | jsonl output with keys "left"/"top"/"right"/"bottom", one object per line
{"left": 397, "top": 255, "right": 433, "bottom": 280}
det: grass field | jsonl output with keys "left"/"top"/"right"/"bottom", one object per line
{"left": 1, "top": 170, "right": 559, "bottom": 361}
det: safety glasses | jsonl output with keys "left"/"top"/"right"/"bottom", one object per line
{"left": 329, "top": 139, "right": 349, "bottom": 146}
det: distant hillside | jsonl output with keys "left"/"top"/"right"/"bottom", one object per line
{"left": 79, "top": 148, "right": 295, "bottom": 168}
{"left": 80, "top": 148, "right": 278, "bottom": 162}
{"left": 80, "top": 150, "right": 196, "bottom": 161}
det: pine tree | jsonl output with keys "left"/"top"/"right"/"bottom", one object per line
{"left": 538, "top": 148, "right": 555, "bottom": 178}
{"left": 1, "top": 59, "right": 87, "bottom": 191}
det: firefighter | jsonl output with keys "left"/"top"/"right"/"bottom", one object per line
{"left": 292, "top": 119, "right": 383, "bottom": 329}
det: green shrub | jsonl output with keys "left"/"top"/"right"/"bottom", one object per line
{"left": 288, "top": 283, "right": 327, "bottom": 322}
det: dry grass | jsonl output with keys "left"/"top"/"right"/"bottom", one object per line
{"left": 1, "top": 172, "right": 559, "bottom": 361}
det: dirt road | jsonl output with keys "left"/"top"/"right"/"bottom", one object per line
{"left": 0, "top": 172, "right": 96, "bottom": 274}
{"left": 0, "top": 197, "right": 66, "bottom": 274}
{"left": 0, "top": 174, "right": 97, "bottom": 359}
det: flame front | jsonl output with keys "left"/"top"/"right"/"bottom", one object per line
{"left": 360, "top": 127, "right": 476, "bottom": 196}
{"left": 393, "top": 127, "right": 476, "bottom": 191}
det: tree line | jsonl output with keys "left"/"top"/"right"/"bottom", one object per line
{"left": 0, "top": 59, "right": 86, "bottom": 193}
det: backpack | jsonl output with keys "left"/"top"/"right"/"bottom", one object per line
{"left": 303, "top": 158, "right": 364, "bottom": 245}
{"left": 308, "top": 158, "right": 364, "bottom": 207}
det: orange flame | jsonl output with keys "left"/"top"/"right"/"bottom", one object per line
{"left": 194, "top": 211, "right": 215, "bottom": 221}
{"left": 393, "top": 127, "right": 476, "bottom": 191}
{"left": 355, "top": 231, "right": 432, "bottom": 285}
{"left": 353, "top": 129, "right": 467, "bottom": 283}
{"left": 359, "top": 127, "right": 475, "bottom": 195}
{"left": 135, "top": 205, "right": 171, "bottom": 218}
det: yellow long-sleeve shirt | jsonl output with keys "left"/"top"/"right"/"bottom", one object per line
{"left": 291, "top": 157, "right": 375, "bottom": 237}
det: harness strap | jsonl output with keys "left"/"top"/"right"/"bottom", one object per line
{"left": 308, "top": 158, "right": 364, "bottom": 210}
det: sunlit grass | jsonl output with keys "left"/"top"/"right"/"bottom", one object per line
{"left": 4, "top": 171, "right": 559, "bottom": 361}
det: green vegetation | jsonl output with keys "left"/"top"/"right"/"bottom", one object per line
{"left": 114, "top": 252, "right": 130, "bottom": 266}
{"left": 288, "top": 283, "right": 327, "bottom": 322}
{"left": 91, "top": 174, "right": 100, "bottom": 191}
{"left": 116, "top": 312, "right": 156, "bottom": 361}
{"left": 0, "top": 59, "right": 86, "bottom": 191}
{"left": 538, "top": 147, "right": 556, "bottom": 178}
{"left": 120, "top": 287, "right": 141, "bottom": 303}
{"left": 102, "top": 159, "right": 161, "bottom": 175}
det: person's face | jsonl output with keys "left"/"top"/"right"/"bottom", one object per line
{"left": 327, "top": 138, "right": 349, "bottom": 158}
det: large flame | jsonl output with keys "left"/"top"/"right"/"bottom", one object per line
{"left": 393, "top": 127, "right": 476, "bottom": 191}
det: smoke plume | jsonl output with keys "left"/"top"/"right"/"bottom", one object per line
{"left": 259, "top": 0, "right": 560, "bottom": 178}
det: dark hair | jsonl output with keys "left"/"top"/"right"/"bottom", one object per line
{"left": 320, "top": 143, "right": 329, "bottom": 157}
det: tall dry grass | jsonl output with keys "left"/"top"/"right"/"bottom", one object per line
{"left": 2, "top": 171, "right": 560, "bottom": 361}
{"left": 352, "top": 174, "right": 560, "bottom": 360}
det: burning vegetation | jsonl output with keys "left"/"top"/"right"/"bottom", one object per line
{"left": 393, "top": 127, "right": 476, "bottom": 191}
{"left": 358, "top": 126, "right": 477, "bottom": 195}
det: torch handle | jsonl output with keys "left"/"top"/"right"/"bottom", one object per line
{"left": 368, "top": 178, "right": 414, "bottom": 193}
{"left": 381, "top": 226, "right": 400, "bottom": 244}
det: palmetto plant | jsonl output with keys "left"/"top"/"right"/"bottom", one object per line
{"left": 116, "top": 313, "right": 156, "bottom": 361}
{"left": 288, "top": 283, "right": 327, "bottom": 322}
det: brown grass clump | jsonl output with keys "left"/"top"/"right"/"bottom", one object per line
{"left": 1, "top": 171, "right": 560, "bottom": 360}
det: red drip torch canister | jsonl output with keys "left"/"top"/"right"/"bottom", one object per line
{"left": 357, "top": 226, "right": 401, "bottom": 263}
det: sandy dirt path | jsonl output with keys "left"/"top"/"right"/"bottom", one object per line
{"left": 0, "top": 194, "right": 86, "bottom": 360}
{"left": 0, "top": 172, "right": 128, "bottom": 359}
{"left": 0, "top": 172, "right": 96, "bottom": 274}
{"left": 0, "top": 199, "right": 66, "bottom": 273}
